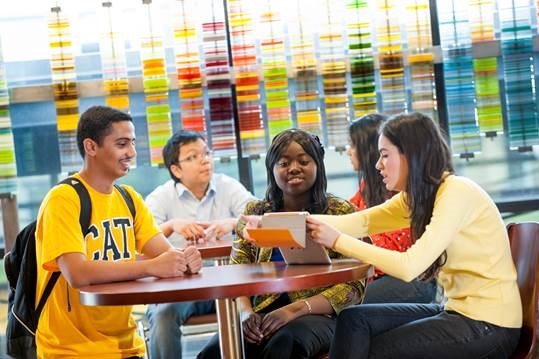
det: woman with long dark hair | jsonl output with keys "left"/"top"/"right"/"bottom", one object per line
{"left": 199, "top": 129, "right": 365, "bottom": 359}
{"left": 348, "top": 114, "right": 436, "bottom": 304}
{"left": 307, "top": 113, "right": 521, "bottom": 358}
{"left": 348, "top": 114, "right": 388, "bottom": 209}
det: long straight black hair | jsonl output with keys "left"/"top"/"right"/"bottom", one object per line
{"left": 349, "top": 113, "right": 388, "bottom": 207}
{"left": 265, "top": 129, "right": 328, "bottom": 214}
{"left": 381, "top": 112, "right": 454, "bottom": 279}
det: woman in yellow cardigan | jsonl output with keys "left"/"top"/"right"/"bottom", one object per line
{"left": 307, "top": 112, "right": 521, "bottom": 358}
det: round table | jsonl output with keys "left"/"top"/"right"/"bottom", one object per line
{"left": 79, "top": 259, "right": 372, "bottom": 358}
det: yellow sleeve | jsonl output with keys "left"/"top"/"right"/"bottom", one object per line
{"left": 37, "top": 185, "right": 84, "bottom": 272}
{"left": 313, "top": 192, "right": 410, "bottom": 238}
{"left": 333, "top": 179, "right": 476, "bottom": 281}
{"left": 315, "top": 198, "right": 365, "bottom": 313}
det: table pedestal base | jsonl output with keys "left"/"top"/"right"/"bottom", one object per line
{"left": 214, "top": 257, "right": 243, "bottom": 358}
{"left": 216, "top": 297, "right": 243, "bottom": 359}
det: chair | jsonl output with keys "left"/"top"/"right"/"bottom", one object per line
{"left": 507, "top": 222, "right": 539, "bottom": 359}
{"left": 181, "top": 313, "right": 218, "bottom": 336}
{"left": 136, "top": 313, "right": 218, "bottom": 359}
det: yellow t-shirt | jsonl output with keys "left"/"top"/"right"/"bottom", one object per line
{"left": 35, "top": 174, "right": 161, "bottom": 358}
{"left": 315, "top": 175, "right": 522, "bottom": 328}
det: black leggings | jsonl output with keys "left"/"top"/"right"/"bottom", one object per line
{"left": 198, "top": 296, "right": 335, "bottom": 359}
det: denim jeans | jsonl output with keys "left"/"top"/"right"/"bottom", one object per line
{"left": 362, "top": 275, "right": 437, "bottom": 304}
{"left": 146, "top": 300, "right": 215, "bottom": 359}
{"left": 198, "top": 314, "right": 336, "bottom": 359}
{"left": 329, "top": 303, "right": 520, "bottom": 359}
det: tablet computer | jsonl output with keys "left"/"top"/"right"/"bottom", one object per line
{"left": 279, "top": 238, "right": 332, "bottom": 265}
{"left": 259, "top": 212, "right": 331, "bottom": 265}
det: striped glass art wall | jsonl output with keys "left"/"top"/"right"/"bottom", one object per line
{"left": 4, "top": 0, "right": 539, "bottom": 179}
{"left": 202, "top": 0, "right": 237, "bottom": 156}
{"left": 375, "top": 0, "right": 407, "bottom": 115}
{"left": 405, "top": 0, "right": 436, "bottom": 120}
{"left": 346, "top": 0, "right": 377, "bottom": 119}
{"left": 258, "top": 0, "right": 292, "bottom": 140}
{"left": 140, "top": 0, "right": 172, "bottom": 166}
{"left": 228, "top": 0, "right": 266, "bottom": 156}
{"left": 0, "top": 39, "right": 17, "bottom": 193}
{"left": 438, "top": 0, "right": 481, "bottom": 157}
{"left": 100, "top": 1, "right": 130, "bottom": 113}
{"left": 174, "top": 0, "right": 206, "bottom": 133}
{"left": 287, "top": 0, "right": 323, "bottom": 137}
{"left": 499, "top": 0, "right": 539, "bottom": 149}
{"left": 319, "top": 0, "right": 349, "bottom": 147}
{"left": 469, "top": 0, "right": 503, "bottom": 136}
{"left": 48, "top": 6, "right": 81, "bottom": 172}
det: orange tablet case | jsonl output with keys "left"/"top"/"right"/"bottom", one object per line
{"left": 245, "top": 228, "right": 303, "bottom": 248}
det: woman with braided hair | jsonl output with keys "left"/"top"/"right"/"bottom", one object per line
{"left": 198, "top": 129, "right": 365, "bottom": 359}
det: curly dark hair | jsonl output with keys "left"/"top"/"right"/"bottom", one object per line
{"left": 381, "top": 112, "right": 454, "bottom": 280}
{"left": 265, "top": 129, "right": 327, "bottom": 214}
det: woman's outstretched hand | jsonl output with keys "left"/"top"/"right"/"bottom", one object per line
{"left": 306, "top": 216, "right": 341, "bottom": 249}
{"left": 241, "top": 215, "right": 262, "bottom": 244}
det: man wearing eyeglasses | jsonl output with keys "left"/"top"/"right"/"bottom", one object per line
{"left": 145, "top": 130, "right": 256, "bottom": 359}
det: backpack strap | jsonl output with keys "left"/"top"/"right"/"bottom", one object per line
{"left": 114, "top": 184, "right": 136, "bottom": 220}
{"left": 35, "top": 273, "right": 59, "bottom": 322}
{"left": 59, "top": 177, "right": 92, "bottom": 234}
{"left": 35, "top": 177, "right": 92, "bottom": 321}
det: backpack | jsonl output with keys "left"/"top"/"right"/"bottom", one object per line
{"left": 4, "top": 177, "right": 136, "bottom": 359}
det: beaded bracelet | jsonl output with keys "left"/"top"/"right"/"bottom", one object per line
{"left": 303, "top": 299, "right": 313, "bottom": 314}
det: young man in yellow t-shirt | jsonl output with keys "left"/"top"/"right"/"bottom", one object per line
{"left": 34, "top": 106, "right": 202, "bottom": 358}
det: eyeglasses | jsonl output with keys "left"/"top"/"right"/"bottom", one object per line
{"left": 178, "top": 150, "right": 213, "bottom": 164}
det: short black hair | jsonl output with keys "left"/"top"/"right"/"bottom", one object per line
{"left": 162, "top": 130, "right": 205, "bottom": 182}
{"left": 76, "top": 106, "right": 133, "bottom": 158}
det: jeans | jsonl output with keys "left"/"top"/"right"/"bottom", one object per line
{"left": 362, "top": 275, "right": 437, "bottom": 304}
{"left": 146, "top": 300, "right": 215, "bottom": 359}
{"left": 329, "top": 303, "right": 520, "bottom": 359}
{"left": 198, "top": 314, "right": 336, "bottom": 359}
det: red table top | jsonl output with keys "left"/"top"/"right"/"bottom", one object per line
{"left": 79, "top": 259, "right": 372, "bottom": 306}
